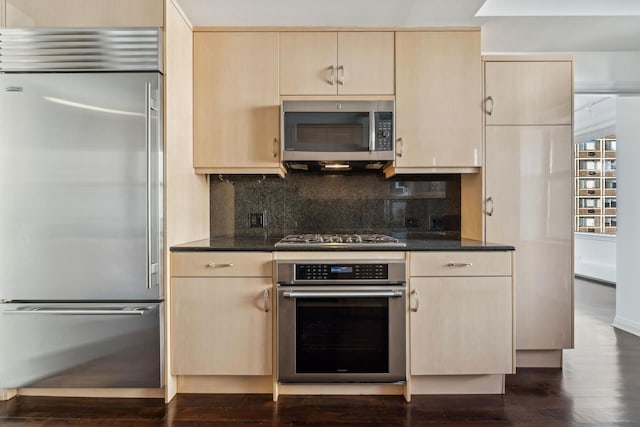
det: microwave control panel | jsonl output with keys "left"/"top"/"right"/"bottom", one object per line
{"left": 375, "top": 112, "right": 393, "bottom": 151}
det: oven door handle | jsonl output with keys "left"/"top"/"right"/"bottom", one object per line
{"left": 283, "top": 291, "right": 404, "bottom": 298}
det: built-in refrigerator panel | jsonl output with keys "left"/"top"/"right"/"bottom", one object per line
{"left": 0, "top": 302, "right": 162, "bottom": 388}
{"left": 0, "top": 72, "right": 163, "bottom": 301}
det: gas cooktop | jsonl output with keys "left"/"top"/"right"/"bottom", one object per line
{"left": 274, "top": 233, "right": 406, "bottom": 248}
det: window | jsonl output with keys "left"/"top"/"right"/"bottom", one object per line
{"left": 575, "top": 136, "right": 616, "bottom": 234}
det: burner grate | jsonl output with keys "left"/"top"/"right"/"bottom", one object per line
{"left": 275, "top": 233, "right": 406, "bottom": 248}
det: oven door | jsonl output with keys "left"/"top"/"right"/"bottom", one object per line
{"left": 277, "top": 285, "right": 406, "bottom": 383}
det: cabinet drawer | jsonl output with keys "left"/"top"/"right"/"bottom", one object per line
{"left": 410, "top": 251, "right": 512, "bottom": 277}
{"left": 172, "top": 252, "right": 272, "bottom": 277}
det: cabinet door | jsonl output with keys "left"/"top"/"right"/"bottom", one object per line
{"left": 410, "top": 277, "right": 513, "bottom": 375}
{"left": 171, "top": 277, "right": 272, "bottom": 375}
{"left": 193, "top": 32, "right": 280, "bottom": 171}
{"left": 337, "top": 32, "right": 395, "bottom": 95}
{"left": 5, "top": 0, "right": 162, "bottom": 27}
{"left": 395, "top": 31, "right": 481, "bottom": 168}
{"left": 485, "top": 125, "right": 573, "bottom": 350}
{"left": 280, "top": 32, "right": 337, "bottom": 95}
{"left": 484, "top": 61, "right": 572, "bottom": 125}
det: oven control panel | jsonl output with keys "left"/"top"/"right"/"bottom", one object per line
{"left": 296, "top": 263, "right": 388, "bottom": 280}
{"left": 276, "top": 260, "right": 406, "bottom": 285}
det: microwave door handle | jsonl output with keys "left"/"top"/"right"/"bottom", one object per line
{"left": 369, "top": 111, "right": 375, "bottom": 152}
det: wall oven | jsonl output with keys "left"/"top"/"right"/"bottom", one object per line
{"left": 276, "top": 259, "right": 406, "bottom": 383}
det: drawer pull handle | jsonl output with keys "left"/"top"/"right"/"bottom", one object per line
{"left": 206, "top": 263, "right": 234, "bottom": 268}
{"left": 447, "top": 262, "right": 473, "bottom": 267}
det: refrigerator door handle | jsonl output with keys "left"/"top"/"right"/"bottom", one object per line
{"left": 145, "top": 81, "right": 154, "bottom": 290}
{"left": 3, "top": 306, "right": 152, "bottom": 316}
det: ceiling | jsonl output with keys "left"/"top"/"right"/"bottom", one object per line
{"left": 174, "top": 0, "right": 640, "bottom": 52}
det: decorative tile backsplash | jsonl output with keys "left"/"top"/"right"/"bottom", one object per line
{"left": 210, "top": 172, "right": 461, "bottom": 238}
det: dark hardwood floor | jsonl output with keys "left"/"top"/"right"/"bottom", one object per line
{"left": 2, "top": 277, "right": 640, "bottom": 426}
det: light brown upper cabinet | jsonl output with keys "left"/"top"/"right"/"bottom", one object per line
{"left": 279, "top": 31, "right": 395, "bottom": 96}
{"left": 4, "top": 0, "right": 163, "bottom": 27}
{"left": 193, "top": 32, "right": 283, "bottom": 175}
{"left": 484, "top": 61, "right": 573, "bottom": 125}
{"left": 388, "top": 30, "right": 482, "bottom": 175}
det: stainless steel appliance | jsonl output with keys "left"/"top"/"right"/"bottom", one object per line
{"left": 275, "top": 233, "right": 406, "bottom": 249}
{"left": 276, "top": 259, "right": 406, "bottom": 383}
{"left": 0, "top": 28, "right": 164, "bottom": 388}
{"left": 281, "top": 100, "right": 395, "bottom": 168}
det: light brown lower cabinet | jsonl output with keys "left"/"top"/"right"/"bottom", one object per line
{"left": 409, "top": 251, "right": 514, "bottom": 377}
{"left": 171, "top": 277, "right": 272, "bottom": 375}
{"left": 410, "top": 276, "right": 513, "bottom": 375}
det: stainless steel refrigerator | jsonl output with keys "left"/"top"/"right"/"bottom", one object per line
{"left": 0, "top": 29, "right": 164, "bottom": 388}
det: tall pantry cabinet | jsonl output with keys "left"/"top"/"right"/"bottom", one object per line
{"left": 483, "top": 57, "right": 574, "bottom": 367}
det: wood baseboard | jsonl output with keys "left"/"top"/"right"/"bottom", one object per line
{"left": 177, "top": 376, "right": 272, "bottom": 394}
{"left": 276, "top": 383, "right": 405, "bottom": 399}
{"left": 1, "top": 388, "right": 18, "bottom": 401}
{"left": 516, "top": 350, "right": 563, "bottom": 368}
{"left": 410, "top": 374, "right": 505, "bottom": 395}
{"left": 15, "top": 388, "right": 164, "bottom": 399}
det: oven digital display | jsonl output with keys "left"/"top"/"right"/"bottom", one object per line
{"left": 295, "top": 264, "right": 388, "bottom": 280}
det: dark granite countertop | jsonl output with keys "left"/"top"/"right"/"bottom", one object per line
{"left": 171, "top": 235, "right": 514, "bottom": 252}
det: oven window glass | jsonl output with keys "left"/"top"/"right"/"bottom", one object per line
{"left": 295, "top": 297, "right": 389, "bottom": 373}
{"left": 284, "top": 112, "right": 370, "bottom": 152}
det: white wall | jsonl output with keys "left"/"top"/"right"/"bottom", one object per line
{"left": 613, "top": 96, "right": 640, "bottom": 336}
{"left": 573, "top": 94, "right": 616, "bottom": 284}
{"left": 574, "top": 233, "right": 616, "bottom": 283}
{"left": 573, "top": 52, "right": 640, "bottom": 94}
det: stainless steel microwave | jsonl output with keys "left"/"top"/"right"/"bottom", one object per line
{"left": 281, "top": 100, "right": 395, "bottom": 163}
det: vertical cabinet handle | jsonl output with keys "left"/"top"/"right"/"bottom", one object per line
{"left": 263, "top": 289, "right": 270, "bottom": 312}
{"left": 486, "top": 96, "right": 494, "bottom": 115}
{"left": 328, "top": 65, "right": 336, "bottom": 85}
{"left": 272, "top": 138, "right": 278, "bottom": 158}
{"left": 410, "top": 289, "right": 420, "bottom": 312}
{"left": 486, "top": 196, "right": 494, "bottom": 216}
{"left": 337, "top": 65, "right": 345, "bottom": 85}
{"left": 396, "top": 138, "right": 404, "bottom": 157}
